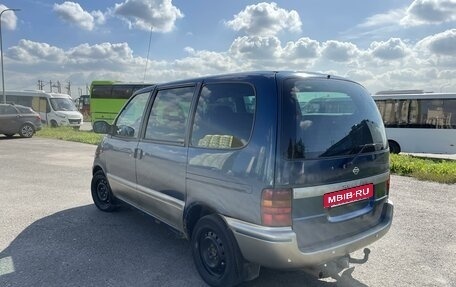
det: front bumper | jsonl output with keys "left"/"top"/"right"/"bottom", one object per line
{"left": 223, "top": 200, "right": 393, "bottom": 269}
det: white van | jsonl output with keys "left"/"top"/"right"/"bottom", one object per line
{"left": 5, "top": 90, "right": 83, "bottom": 129}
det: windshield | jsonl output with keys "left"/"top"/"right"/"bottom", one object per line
{"left": 281, "top": 78, "right": 387, "bottom": 160}
{"left": 50, "top": 98, "right": 78, "bottom": 112}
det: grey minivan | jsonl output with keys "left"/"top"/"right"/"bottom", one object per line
{"left": 91, "top": 71, "right": 393, "bottom": 286}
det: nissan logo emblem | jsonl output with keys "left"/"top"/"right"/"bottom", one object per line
{"left": 353, "top": 167, "right": 360, "bottom": 175}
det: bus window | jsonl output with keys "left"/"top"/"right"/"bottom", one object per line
{"left": 112, "top": 85, "right": 140, "bottom": 99}
{"left": 91, "top": 86, "right": 112, "bottom": 99}
{"left": 443, "top": 99, "right": 456, "bottom": 129}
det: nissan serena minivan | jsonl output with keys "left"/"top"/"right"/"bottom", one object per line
{"left": 91, "top": 71, "right": 393, "bottom": 286}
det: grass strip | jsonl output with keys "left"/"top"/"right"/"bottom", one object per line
{"left": 36, "top": 127, "right": 103, "bottom": 145}
{"left": 390, "top": 154, "right": 456, "bottom": 184}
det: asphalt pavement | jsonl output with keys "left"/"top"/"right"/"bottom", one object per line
{"left": 0, "top": 137, "right": 455, "bottom": 287}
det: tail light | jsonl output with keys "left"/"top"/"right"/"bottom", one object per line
{"left": 261, "top": 188, "right": 292, "bottom": 227}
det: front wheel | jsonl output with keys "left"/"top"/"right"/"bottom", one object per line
{"left": 19, "top": 123, "right": 35, "bottom": 138}
{"left": 191, "top": 214, "right": 245, "bottom": 287}
{"left": 91, "top": 170, "right": 118, "bottom": 212}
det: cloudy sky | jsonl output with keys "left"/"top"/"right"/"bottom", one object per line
{"left": 1, "top": 0, "right": 455, "bottom": 97}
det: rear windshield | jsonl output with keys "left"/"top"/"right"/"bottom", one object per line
{"left": 281, "top": 78, "right": 387, "bottom": 160}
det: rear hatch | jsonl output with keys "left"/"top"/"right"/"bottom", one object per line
{"left": 277, "top": 76, "right": 390, "bottom": 252}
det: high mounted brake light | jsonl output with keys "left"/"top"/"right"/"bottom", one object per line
{"left": 261, "top": 188, "right": 292, "bottom": 227}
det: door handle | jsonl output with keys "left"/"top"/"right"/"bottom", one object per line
{"left": 134, "top": 148, "right": 143, "bottom": 159}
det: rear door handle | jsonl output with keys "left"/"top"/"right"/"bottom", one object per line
{"left": 134, "top": 148, "right": 143, "bottom": 159}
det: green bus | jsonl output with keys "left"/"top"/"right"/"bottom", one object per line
{"left": 90, "top": 81, "right": 153, "bottom": 124}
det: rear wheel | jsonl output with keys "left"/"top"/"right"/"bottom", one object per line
{"left": 388, "top": 140, "right": 401, "bottom": 154}
{"left": 192, "top": 214, "right": 245, "bottom": 287}
{"left": 19, "top": 123, "right": 35, "bottom": 138}
{"left": 91, "top": 170, "right": 118, "bottom": 212}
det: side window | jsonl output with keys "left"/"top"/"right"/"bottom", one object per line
{"left": 145, "top": 86, "right": 194, "bottom": 143}
{"left": 40, "top": 98, "right": 51, "bottom": 113}
{"left": 17, "top": 106, "right": 32, "bottom": 113}
{"left": 114, "top": 92, "right": 150, "bottom": 138}
{"left": 190, "top": 83, "right": 256, "bottom": 149}
{"left": 5, "top": 106, "right": 17, "bottom": 115}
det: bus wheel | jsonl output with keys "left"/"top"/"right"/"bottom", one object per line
{"left": 388, "top": 140, "right": 401, "bottom": 154}
{"left": 50, "top": 120, "right": 58, "bottom": 128}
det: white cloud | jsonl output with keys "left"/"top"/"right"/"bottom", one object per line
{"left": 402, "top": 0, "right": 456, "bottom": 26}
{"left": 358, "top": 8, "right": 406, "bottom": 28}
{"left": 369, "top": 38, "right": 410, "bottom": 60}
{"left": 225, "top": 2, "right": 301, "bottom": 36}
{"left": 4, "top": 26, "right": 456, "bottom": 95}
{"left": 321, "top": 41, "right": 360, "bottom": 62}
{"left": 229, "top": 36, "right": 282, "bottom": 59}
{"left": 68, "top": 42, "right": 134, "bottom": 61}
{"left": 345, "top": 70, "right": 375, "bottom": 82}
{"left": 417, "top": 29, "right": 456, "bottom": 56}
{"left": 114, "top": 0, "right": 183, "bottom": 32}
{"left": 53, "top": 2, "right": 103, "bottom": 31}
{"left": 0, "top": 4, "right": 19, "bottom": 30}
{"left": 359, "top": 0, "right": 456, "bottom": 28}
{"left": 282, "top": 37, "right": 320, "bottom": 59}
{"left": 7, "top": 39, "right": 65, "bottom": 64}
{"left": 91, "top": 10, "right": 106, "bottom": 25}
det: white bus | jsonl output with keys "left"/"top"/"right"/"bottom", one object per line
{"left": 5, "top": 90, "right": 83, "bottom": 129}
{"left": 372, "top": 90, "right": 456, "bottom": 154}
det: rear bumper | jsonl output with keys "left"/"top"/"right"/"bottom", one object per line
{"left": 223, "top": 200, "right": 393, "bottom": 269}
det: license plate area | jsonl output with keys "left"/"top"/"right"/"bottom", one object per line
{"left": 323, "top": 183, "right": 374, "bottom": 208}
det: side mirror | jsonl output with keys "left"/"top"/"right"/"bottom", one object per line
{"left": 92, "top": 121, "right": 112, "bottom": 134}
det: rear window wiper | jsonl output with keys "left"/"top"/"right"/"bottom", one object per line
{"left": 344, "top": 143, "right": 384, "bottom": 168}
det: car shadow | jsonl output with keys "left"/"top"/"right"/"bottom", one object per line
{"left": 0, "top": 205, "right": 369, "bottom": 287}
{"left": 0, "top": 135, "right": 21, "bottom": 140}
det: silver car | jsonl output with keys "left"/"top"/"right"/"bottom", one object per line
{"left": 0, "top": 104, "right": 42, "bottom": 138}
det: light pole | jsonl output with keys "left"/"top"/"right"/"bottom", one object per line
{"left": 1, "top": 8, "right": 20, "bottom": 103}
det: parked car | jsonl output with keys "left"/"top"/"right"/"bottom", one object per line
{"left": 91, "top": 71, "right": 393, "bottom": 286}
{"left": 0, "top": 103, "right": 42, "bottom": 138}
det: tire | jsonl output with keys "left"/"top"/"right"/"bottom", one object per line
{"left": 73, "top": 126, "right": 80, "bottom": 131}
{"left": 19, "top": 123, "right": 35, "bottom": 138}
{"left": 191, "top": 214, "right": 244, "bottom": 287}
{"left": 50, "top": 120, "right": 58, "bottom": 128}
{"left": 91, "top": 170, "right": 118, "bottom": 212}
{"left": 388, "top": 140, "right": 401, "bottom": 154}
